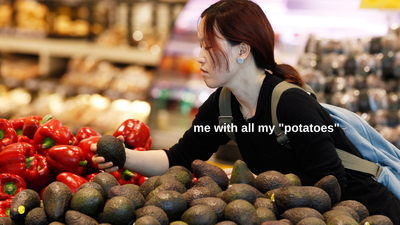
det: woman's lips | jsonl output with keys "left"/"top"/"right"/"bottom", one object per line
{"left": 200, "top": 68, "right": 208, "bottom": 74}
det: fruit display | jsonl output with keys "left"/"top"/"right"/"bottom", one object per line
{"left": 0, "top": 114, "right": 393, "bottom": 225}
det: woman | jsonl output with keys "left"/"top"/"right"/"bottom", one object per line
{"left": 93, "top": 0, "right": 400, "bottom": 222}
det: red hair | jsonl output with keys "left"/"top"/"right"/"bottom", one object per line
{"left": 200, "top": 0, "right": 304, "bottom": 86}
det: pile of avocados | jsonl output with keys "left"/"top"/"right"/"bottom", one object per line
{"left": 0, "top": 159, "right": 394, "bottom": 225}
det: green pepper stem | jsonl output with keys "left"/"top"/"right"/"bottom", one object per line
{"left": 40, "top": 114, "right": 52, "bottom": 124}
{"left": 0, "top": 130, "right": 4, "bottom": 140}
{"left": 3, "top": 182, "right": 17, "bottom": 196}
{"left": 121, "top": 169, "right": 135, "bottom": 181}
{"left": 79, "top": 160, "right": 87, "bottom": 167}
{"left": 16, "top": 128, "right": 23, "bottom": 136}
{"left": 25, "top": 156, "right": 34, "bottom": 169}
{"left": 42, "top": 137, "right": 55, "bottom": 149}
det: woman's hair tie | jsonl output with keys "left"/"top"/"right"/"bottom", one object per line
{"left": 267, "top": 62, "right": 278, "bottom": 72}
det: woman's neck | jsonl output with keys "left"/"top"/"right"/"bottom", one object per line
{"left": 229, "top": 68, "right": 266, "bottom": 120}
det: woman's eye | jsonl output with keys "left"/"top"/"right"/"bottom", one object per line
{"left": 205, "top": 46, "right": 212, "bottom": 50}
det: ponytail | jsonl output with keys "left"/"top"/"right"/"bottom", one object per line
{"left": 271, "top": 63, "right": 305, "bottom": 87}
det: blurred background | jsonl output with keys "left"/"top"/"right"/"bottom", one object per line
{"left": 1, "top": 0, "right": 400, "bottom": 162}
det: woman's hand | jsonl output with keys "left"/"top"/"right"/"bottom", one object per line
{"left": 91, "top": 135, "right": 125, "bottom": 173}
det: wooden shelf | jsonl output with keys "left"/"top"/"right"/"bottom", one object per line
{"left": 0, "top": 36, "right": 162, "bottom": 75}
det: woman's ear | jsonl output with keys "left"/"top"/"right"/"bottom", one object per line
{"left": 239, "top": 42, "right": 251, "bottom": 60}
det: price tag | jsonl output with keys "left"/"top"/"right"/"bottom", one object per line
{"left": 360, "top": 0, "right": 400, "bottom": 9}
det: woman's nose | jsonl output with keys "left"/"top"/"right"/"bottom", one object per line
{"left": 197, "top": 57, "right": 206, "bottom": 64}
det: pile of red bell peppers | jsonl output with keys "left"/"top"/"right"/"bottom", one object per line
{"left": 0, "top": 116, "right": 152, "bottom": 217}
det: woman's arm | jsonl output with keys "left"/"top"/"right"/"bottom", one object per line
{"left": 91, "top": 136, "right": 169, "bottom": 177}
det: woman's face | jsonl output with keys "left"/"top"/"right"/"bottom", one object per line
{"left": 197, "top": 18, "right": 240, "bottom": 88}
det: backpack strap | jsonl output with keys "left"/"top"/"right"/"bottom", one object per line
{"left": 271, "top": 81, "right": 316, "bottom": 147}
{"left": 219, "top": 87, "right": 237, "bottom": 142}
{"left": 271, "top": 81, "right": 383, "bottom": 179}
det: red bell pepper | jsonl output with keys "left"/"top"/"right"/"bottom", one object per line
{"left": 0, "top": 200, "right": 11, "bottom": 217}
{"left": 138, "top": 176, "right": 149, "bottom": 186}
{"left": 56, "top": 172, "right": 88, "bottom": 193}
{"left": 46, "top": 145, "right": 87, "bottom": 175}
{"left": 78, "top": 136, "right": 101, "bottom": 170}
{"left": 0, "top": 198, "right": 12, "bottom": 217}
{"left": 0, "top": 119, "right": 18, "bottom": 149}
{"left": 133, "top": 147, "right": 147, "bottom": 151}
{"left": 22, "top": 114, "right": 52, "bottom": 139}
{"left": 26, "top": 154, "right": 54, "bottom": 193}
{"left": 76, "top": 127, "right": 101, "bottom": 142}
{"left": 17, "top": 135, "right": 35, "bottom": 146}
{"left": 0, "top": 173, "right": 26, "bottom": 200}
{"left": 113, "top": 119, "right": 151, "bottom": 149}
{"left": 0, "top": 143, "right": 38, "bottom": 182}
{"left": 85, "top": 173, "right": 98, "bottom": 182}
{"left": 9, "top": 117, "right": 26, "bottom": 136}
{"left": 111, "top": 169, "right": 141, "bottom": 185}
{"left": 144, "top": 137, "right": 152, "bottom": 150}
{"left": 33, "top": 119, "right": 75, "bottom": 156}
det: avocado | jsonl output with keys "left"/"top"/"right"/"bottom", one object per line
{"left": 281, "top": 207, "right": 324, "bottom": 224}
{"left": 284, "top": 173, "right": 302, "bottom": 186}
{"left": 108, "top": 184, "right": 145, "bottom": 210}
{"left": 169, "top": 222, "right": 189, "bottom": 225}
{"left": 135, "top": 205, "right": 169, "bottom": 225}
{"left": 144, "top": 190, "right": 187, "bottom": 222}
{"left": 220, "top": 183, "right": 257, "bottom": 205}
{"left": 193, "top": 176, "right": 222, "bottom": 196}
{"left": 359, "top": 215, "right": 393, "bottom": 225}
{"left": 331, "top": 205, "right": 359, "bottom": 222}
{"left": 24, "top": 207, "right": 49, "bottom": 225}
{"left": 135, "top": 215, "right": 161, "bottom": 225}
{"left": 191, "top": 160, "right": 229, "bottom": 190}
{"left": 256, "top": 207, "right": 276, "bottom": 224}
{"left": 314, "top": 175, "right": 341, "bottom": 205}
{"left": 77, "top": 182, "right": 106, "bottom": 201}
{"left": 215, "top": 221, "right": 237, "bottom": 225}
{"left": 323, "top": 209, "right": 354, "bottom": 222}
{"left": 181, "top": 205, "right": 217, "bottom": 225}
{"left": 97, "top": 196, "right": 135, "bottom": 225}
{"left": 261, "top": 219, "right": 293, "bottom": 225}
{"left": 70, "top": 187, "right": 104, "bottom": 218}
{"left": 229, "top": 160, "right": 255, "bottom": 186}
{"left": 190, "top": 197, "right": 227, "bottom": 222}
{"left": 9, "top": 189, "right": 40, "bottom": 221}
{"left": 43, "top": 181, "right": 73, "bottom": 222}
{"left": 165, "top": 166, "right": 194, "bottom": 189}
{"left": 48, "top": 222, "right": 65, "bottom": 225}
{"left": 297, "top": 217, "right": 326, "bottom": 225}
{"left": 262, "top": 219, "right": 293, "bottom": 225}
{"left": 273, "top": 186, "right": 331, "bottom": 213}
{"left": 254, "top": 170, "right": 292, "bottom": 194}
{"left": 333, "top": 200, "right": 369, "bottom": 221}
{"left": 224, "top": 199, "right": 259, "bottom": 225}
{"left": 139, "top": 176, "right": 160, "bottom": 198}
{"left": 182, "top": 187, "right": 215, "bottom": 205}
{"left": 96, "top": 135, "right": 126, "bottom": 169}
{"left": 254, "top": 198, "right": 279, "bottom": 217}
{"left": 154, "top": 174, "right": 181, "bottom": 188}
{"left": 92, "top": 172, "right": 120, "bottom": 199}
{"left": 146, "top": 181, "right": 186, "bottom": 201}
{"left": 0, "top": 217, "right": 12, "bottom": 225}
{"left": 65, "top": 210, "right": 99, "bottom": 225}
{"left": 325, "top": 214, "right": 358, "bottom": 225}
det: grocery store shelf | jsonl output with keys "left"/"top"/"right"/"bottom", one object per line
{"left": 0, "top": 36, "right": 162, "bottom": 67}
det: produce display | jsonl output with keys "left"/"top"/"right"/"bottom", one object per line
{"left": 0, "top": 115, "right": 394, "bottom": 224}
